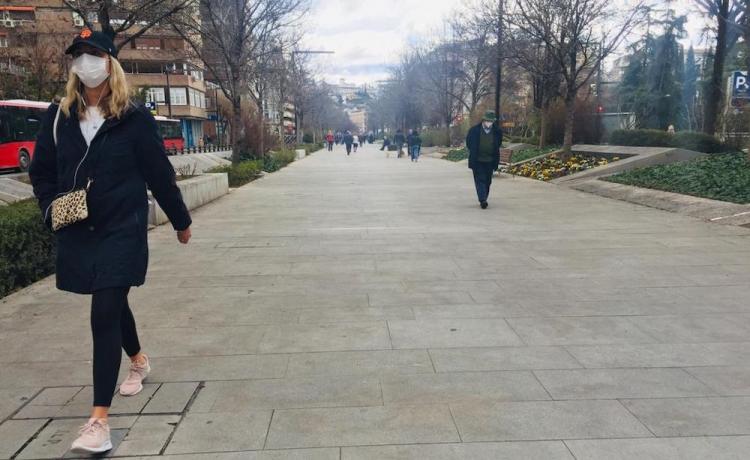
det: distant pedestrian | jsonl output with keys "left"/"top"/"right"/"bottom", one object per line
{"left": 408, "top": 129, "right": 422, "bottom": 162}
{"left": 325, "top": 130, "right": 335, "bottom": 151}
{"left": 394, "top": 129, "right": 406, "bottom": 158}
{"left": 466, "top": 111, "right": 502, "bottom": 209}
{"left": 343, "top": 131, "right": 354, "bottom": 155}
{"left": 667, "top": 124, "right": 675, "bottom": 134}
{"left": 29, "top": 29, "right": 192, "bottom": 455}
{"left": 353, "top": 134, "right": 360, "bottom": 152}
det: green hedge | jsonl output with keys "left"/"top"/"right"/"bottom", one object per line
{"left": 263, "top": 149, "right": 296, "bottom": 173}
{"left": 0, "top": 200, "right": 56, "bottom": 298}
{"left": 609, "top": 129, "right": 729, "bottom": 153}
{"left": 298, "top": 143, "right": 325, "bottom": 155}
{"left": 421, "top": 129, "right": 450, "bottom": 147}
{"left": 445, "top": 147, "right": 468, "bottom": 162}
{"left": 208, "top": 160, "right": 263, "bottom": 187}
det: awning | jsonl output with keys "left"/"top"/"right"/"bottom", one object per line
{"left": 0, "top": 7, "right": 35, "bottom": 12}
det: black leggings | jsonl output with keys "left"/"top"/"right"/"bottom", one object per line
{"left": 91, "top": 287, "right": 141, "bottom": 407}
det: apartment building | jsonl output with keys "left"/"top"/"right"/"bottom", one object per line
{"left": 0, "top": 1, "right": 210, "bottom": 147}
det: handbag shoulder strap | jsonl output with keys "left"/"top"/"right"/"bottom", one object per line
{"left": 52, "top": 98, "right": 64, "bottom": 147}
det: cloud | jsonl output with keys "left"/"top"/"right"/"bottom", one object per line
{"left": 303, "top": 0, "right": 715, "bottom": 85}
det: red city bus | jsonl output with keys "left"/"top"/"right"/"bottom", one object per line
{"left": 0, "top": 100, "right": 50, "bottom": 171}
{"left": 155, "top": 116, "right": 185, "bottom": 152}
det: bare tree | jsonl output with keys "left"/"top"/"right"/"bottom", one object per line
{"left": 62, "top": 0, "right": 194, "bottom": 49}
{"left": 450, "top": 10, "right": 496, "bottom": 116}
{"left": 414, "top": 41, "right": 465, "bottom": 145}
{"left": 513, "top": 0, "right": 645, "bottom": 153}
{"left": 173, "top": 0, "right": 307, "bottom": 163}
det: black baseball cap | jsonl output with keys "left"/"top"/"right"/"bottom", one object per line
{"left": 65, "top": 28, "right": 118, "bottom": 58}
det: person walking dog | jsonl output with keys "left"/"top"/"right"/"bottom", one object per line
{"left": 466, "top": 111, "right": 502, "bottom": 209}
{"left": 28, "top": 29, "right": 192, "bottom": 455}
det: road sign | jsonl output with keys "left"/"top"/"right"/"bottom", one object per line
{"left": 145, "top": 101, "right": 158, "bottom": 114}
{"left": 208, "top": 114, "right": 218, "bottom": 121}
{"left": 731, "top": 71, "right": 749, "bottom": 99}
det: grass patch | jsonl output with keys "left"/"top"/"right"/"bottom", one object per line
{"left": 511, "top": 146, "right": 561, "bottom": 163}
{"left": 604, "top": 152, "right": 750, "bottom": 204}
{"left": 445, "top": 147, "right": 468, "bottom": 162}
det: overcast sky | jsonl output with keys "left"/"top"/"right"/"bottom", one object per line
{"left": 302, "top": 0, "right": 711, "bottom": 86}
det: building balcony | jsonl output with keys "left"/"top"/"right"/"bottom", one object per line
{"left": 155, "top": 104, "right": 207, "bottom": 120}
{"left": 125, "top": 73, "right": 206, "bottom": 92}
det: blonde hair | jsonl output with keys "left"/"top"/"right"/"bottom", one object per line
{"left": 61, "top": 56, "right": 132, "bottom": 119}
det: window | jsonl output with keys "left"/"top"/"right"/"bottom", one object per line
{"left": 146, "top": 87, "right": 165, "bottom": 104}
{"left": 170, "top": 88, "right": 187, "bottom": 106}
{"left": 135, "top": 38, "right": 161, "bottom": 50}
{"left": 188, "top": 88, "right": 206, "bottom": 108}
{"left": 0, "top": 36, "right": 7, "bottom": 48}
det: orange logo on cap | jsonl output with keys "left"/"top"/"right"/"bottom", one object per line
{"left": 80, "top": 29, "right": 92, "bottom": 39}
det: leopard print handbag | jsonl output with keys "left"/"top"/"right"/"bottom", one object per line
{"left": 45, "top": 100, "right": 95, "bottom": 232}
{"left": 50, "top": 186, "right": 90, "bottom": 231}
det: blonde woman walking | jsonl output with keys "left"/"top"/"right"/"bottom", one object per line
{"left": 29, "top": 29, "right": 192, "bottom": 454}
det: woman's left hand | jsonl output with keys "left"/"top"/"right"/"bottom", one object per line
{"left": 177, "top": 227, "right": 192, "bottom": 244}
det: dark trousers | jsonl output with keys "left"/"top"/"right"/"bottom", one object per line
{"left": 472, "top": 162, "right": 495, "bottom": 203}
{"left": 345, "top": 143, "right": 352, "bottom": 154}
{"left": 91, "top": 287, "right": 141, "bottom": 407}
{"left": 327, "top": 141, "right": 333, "bottom": 151}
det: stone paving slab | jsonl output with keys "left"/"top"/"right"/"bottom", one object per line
{"left": 165, "top": 411, "right": 272, "bottom": 454}
{"left": 341, "top": 441, "right": 574, "bottom": 459}
{"left": 0, "top": 419, "right": 46, "bottom": 459}
{"left": 451, "top": 400, "right": 652, "bottom": 441}
{"left": 265, "top": 405, "right": 460, "bottom": 449}
{"left": 565, "top": 436, "right": 750, "bottom": 460}
{"left": 2, "top": 143, "right": 750, "bottom": 457}
{"left": 621, "top": 397, "right": 750, "bottom": 436}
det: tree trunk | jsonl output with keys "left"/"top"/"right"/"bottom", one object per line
{"left": 231, "top": 98, "right": 243, "bottom": 164}
{"left": 562, "top": 94, "right": 576, "bottom": 155}
{"left": 704, "top": 0, "right": 730, "bottom": 136}
{"left": 538, "top": 105, "right": 548, "bottom": 149}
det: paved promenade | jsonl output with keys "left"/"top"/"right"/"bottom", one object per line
{"left": 2, "top": 142, "right": 750, "bottom": 459}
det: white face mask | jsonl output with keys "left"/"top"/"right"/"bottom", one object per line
{"left": 72, "top": 54, "right": 110, "bottom": 88}
{"left": 482, "top": 121, "right": 493, "bottom": 130}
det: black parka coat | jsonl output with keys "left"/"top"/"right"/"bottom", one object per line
{"left": 29, "top": 102, "right": 191, "bottom": 294}
{"left": 465, "top": 123, "right": 502, "bottom": 171}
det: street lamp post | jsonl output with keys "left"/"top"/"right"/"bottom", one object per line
{"left": 494, "top": 0, "right": 505, "bottom": 129}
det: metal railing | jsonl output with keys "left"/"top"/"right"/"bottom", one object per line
{"left": 166, "top": 144, "right": 232, "bottom": 156}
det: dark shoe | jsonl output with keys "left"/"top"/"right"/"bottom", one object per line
{"left": 481, "top": 201, "right": 488, "bottom": 209}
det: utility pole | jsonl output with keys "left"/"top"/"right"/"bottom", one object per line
{"left": 494, "top": 0, "right": 505, "bottom": 130}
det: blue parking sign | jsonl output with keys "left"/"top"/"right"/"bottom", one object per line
{"left": 732, "top": 71, "right": 749, "bottom": 99}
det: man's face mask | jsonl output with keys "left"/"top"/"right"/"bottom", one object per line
{"left": 72, "top": 54, "right": 110, "bottom": 88}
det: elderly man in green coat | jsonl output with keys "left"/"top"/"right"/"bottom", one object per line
{"left": 465, "top": 111, "right": 502, "bottom": 209}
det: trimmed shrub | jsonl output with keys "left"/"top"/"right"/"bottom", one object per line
{"left": 263, "top": 149, "right": 296, "bottom": 173}
{"left": 0, "top": 200, "right": 56, "bottom": 298}
{"left": 609, "top": 129, "right": 674, "bottom": 148}
{"left": 445, "top": 147, "right": 468, "bottom": 162}
{"left": 420, "top": 129, "right": 450, "bottom": 147}
{"left": 672, "top": 131, "right": 726, "bottom": 154}
{"left": 609, "top": 129, "right": 731, "bottom": 153}
{"left": 208, "top": 160, "right": 263, "bottom": 187}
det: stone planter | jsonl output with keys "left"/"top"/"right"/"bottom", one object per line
{"left": 148, "top": 173, "right": 229, "bottom": 226}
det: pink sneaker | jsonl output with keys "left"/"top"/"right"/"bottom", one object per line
{"left": 119, "top": 354, "right": 150, "bottom": 396}
{"left": 70, "top": 418, "right": 112, "bottom": 454}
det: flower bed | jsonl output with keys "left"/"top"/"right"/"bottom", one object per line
{"left": 508, "top": 154, "right": 620, "bottom": 181}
